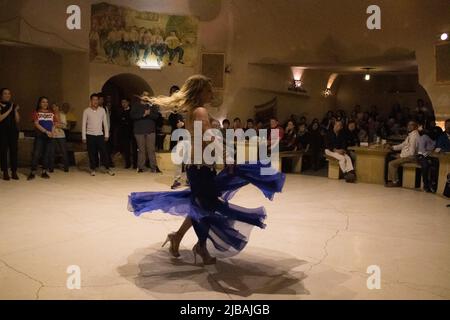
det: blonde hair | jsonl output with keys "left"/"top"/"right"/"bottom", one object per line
{"left": 150, "top": 74, "right": 212, "bottom": 115}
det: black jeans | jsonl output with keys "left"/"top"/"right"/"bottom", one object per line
{"left": 0, "top": 129, "right": 18, "bottom": 173}
{"left": 118, "top": 135, "right": 137, "bottom": 168}
{"left": 86, "top": 135, "right": 109, "bottom": 171}
{"left": 50, "top": 138, "right": 69, "bottom": 170}
{"left": 417, "top": 155, "right": 439, "bottom": 191}
{"left": 31, "top": 133, "right": 54, "bottom": 171}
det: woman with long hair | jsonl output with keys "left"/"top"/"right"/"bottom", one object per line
{"left": 128, "top": 75, "right": 286, "bottom": 265}
{"left": 28, "top": 96, "right": 55, "bottom": 180}
{"left": 0, "top": 88, "right": 20, "bottom": 180}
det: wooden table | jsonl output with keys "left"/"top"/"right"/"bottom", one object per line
{"left": 435, "top": 152, "right": 450, "bottom": 196}
{"left": 348, "top": 145, "right": 391, "bottom": 185}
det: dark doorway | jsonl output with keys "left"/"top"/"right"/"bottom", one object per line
{"left": 101, "top": 73, "right": 153, "bottom": 110}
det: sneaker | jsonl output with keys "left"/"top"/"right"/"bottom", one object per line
{"left": 137, "top": 169, "right": 144, "bottom": 173}
{"left": 90, "top": 170, "right": 96, "bottom": 176}
{"left": 27, "top": 173, "right": 36, "bottom": 181}
{"left": 11, "top": 172, "right": 19, "bottom": 180}
{"left": 41, "top": 172, "right": 50, "bottom": 179}
{"left": 171, "top": 181, "right": 182, "bottom": 190}
{"left": 3, "top": 172, "right": 10, "bottom": 181}
{"left": 106, "top": 169, "right": 115, "bottom": 176}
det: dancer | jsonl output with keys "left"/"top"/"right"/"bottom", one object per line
{"left": 128, "top": 75, "right": 286, "bottom": 265}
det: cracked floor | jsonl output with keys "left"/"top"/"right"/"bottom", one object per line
{"left": 0, "top": 169, "right": 449, "bottom": 299}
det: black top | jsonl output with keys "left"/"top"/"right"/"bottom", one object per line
{"left": 326, "top": 130, "right": 347, "bottom": 150}
{"left": 117, "top": 108, "right": 133, "bottom": 136}
{"left": 0, "top": 102, "right": 18, "bottom": 133}
{"left": 168, "top": 112, "right": 184, "bottom": 132}
{"left": 344, "top": 129, "right": 359, "bottom": 147}
{"left": 296, "top": 132, "right": 310, "bottom": 150}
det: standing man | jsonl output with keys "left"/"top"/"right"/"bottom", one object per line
{"left": 131, "top": 92, "right": 161, "bottom": 173}
{"left": 117, "top": 98, "right": 137, "bottom": 169}
{"left": 82, "top": 93, "right": 115, "bottom": 177}
{"left": 167, "top": 85, "right": 182, "bottom": 150}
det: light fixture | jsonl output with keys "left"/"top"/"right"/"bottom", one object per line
{"left": 440, "top": 33, "right": 449, "bottom": 41}
{"left": 288, "top": 79, "right": 306, "bottom": 92}
{"left": 323, "top": 88, "right": 332, "bottom": 97}
{"left": 137, "top": 59, "right": 162, "bottom": 70}
{"left": 362, "top": 67, "right": 374, "bottom": 81}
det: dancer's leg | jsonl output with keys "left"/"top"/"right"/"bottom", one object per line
{"left": 175, "top": 217, "right": 192, "bottom": 239}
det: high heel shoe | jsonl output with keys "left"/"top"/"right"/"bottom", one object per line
{"left": 162, "top": 232, "right": 181, "bottom": 257}
{"left": 192, "top": 243, "right": 216, "bottom": 265}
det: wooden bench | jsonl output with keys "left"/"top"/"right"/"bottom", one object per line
{"left": 278, "top": 151, "right": 304, "bottom": 173}
{"left": 401, "top": 162, "right": 422, "bottom": 189}
{"left": 325, "top": 155, "right": 341, "bottom": 179}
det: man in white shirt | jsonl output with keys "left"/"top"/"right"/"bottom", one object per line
{"left": 386, "top": 121, "right": 419, "bottom": 187}
{"left": 82, "top": 93, "right": 115, "bottom": 177}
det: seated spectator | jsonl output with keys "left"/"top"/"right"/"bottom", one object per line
{"left": 255, "top": 120, "right": 264, "bottom": 136}
{"left": 308, "top": 121, "right": 323, "bottom": 170}
{"left": 345, "top": 120, "right": 359, "bottom": 147}
{"left": 221, "top": 119, "right": 230, "bottom": 137}
{"left": 233, "top": 117, "right": 242, "bottom": 130}
{"left": 211, "top": 119, "right": 221, "bottom": 130}
{"left": 280, "top": 120, "right": 297, "bottom": 151}
{"left": 321, "top": 111, "right": 335, "bottom": 131}
{"left": 416, "top": 124, "right": 438, "bottom": 193}
{"left": 295, "top": 123, "right": 310, "bottom": 152}
{"left": 325, "top": 120, "right": 356, "bottom": 183}
{"left": 385, "top": 121, "right": 419, "bottom": 187}
{"left": 245, "top": 119, "right": 254, "bottom": 131}
{"left": 357, "top": 123, "right": 369, "bottom": 143}
{"left": 268, "top": 117, "right": 284, "bottom": 149}
{"left": 436, "top": 119, "right": 450, "bottom": 152}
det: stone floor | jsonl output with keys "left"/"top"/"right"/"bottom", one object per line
{"left": 0, "top": 168, "right": 449, "bottom": 300}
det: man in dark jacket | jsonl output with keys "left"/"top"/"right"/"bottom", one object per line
{"left": 117, "top": 98, "right": 137, "bottom": 169}
{"left": 130, "top": 92, "right": 161, "bottom": 173}
{"left": 325, "top": 120, "right": 356, "bottom": 183}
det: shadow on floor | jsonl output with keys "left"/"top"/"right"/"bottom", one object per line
{"left": 118, "top": 244, "right": 309, "bottom": 297}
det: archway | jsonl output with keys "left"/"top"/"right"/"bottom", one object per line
{"left": 101, "top": 73, "right": 153, "bottom": 109}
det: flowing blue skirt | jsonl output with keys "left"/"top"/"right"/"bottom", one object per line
{"left": 128, "top": 163, "right": 286, "bottom": 257}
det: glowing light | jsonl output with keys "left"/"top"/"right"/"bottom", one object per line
{"left": 364, "top": 74, "right": 371, "bottom": 81}
{"left": 291, "top": 67, "right": 304, "bottom": 81}
{"left": 137, "top": 59, "right": 162, "bottom": 70}
{"left": 326, "top": 73, "right": 338, "bottom": 89}
{"left": 441, "top": 33, "right": 448, "bottom": 41}
{"left": 323, "top": 88, "right": 332, "bottom": 97}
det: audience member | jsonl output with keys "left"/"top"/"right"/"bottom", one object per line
{"left": 28, "top": 97, "right": 55, "bottom": 180}
{"left": 50, "top": 103, "right": 70, "bottom": 172}
{"left": 0, "top": 88, "right": 20, "bottom": 180}
{"left": 386, "top": 121, "right": 419, "bottom": 187}
{"left": 325, "top": 120, "right": 356, "bottom": 183}
{"left": 82, "top": 93, "right": 115, "bottom": 177}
